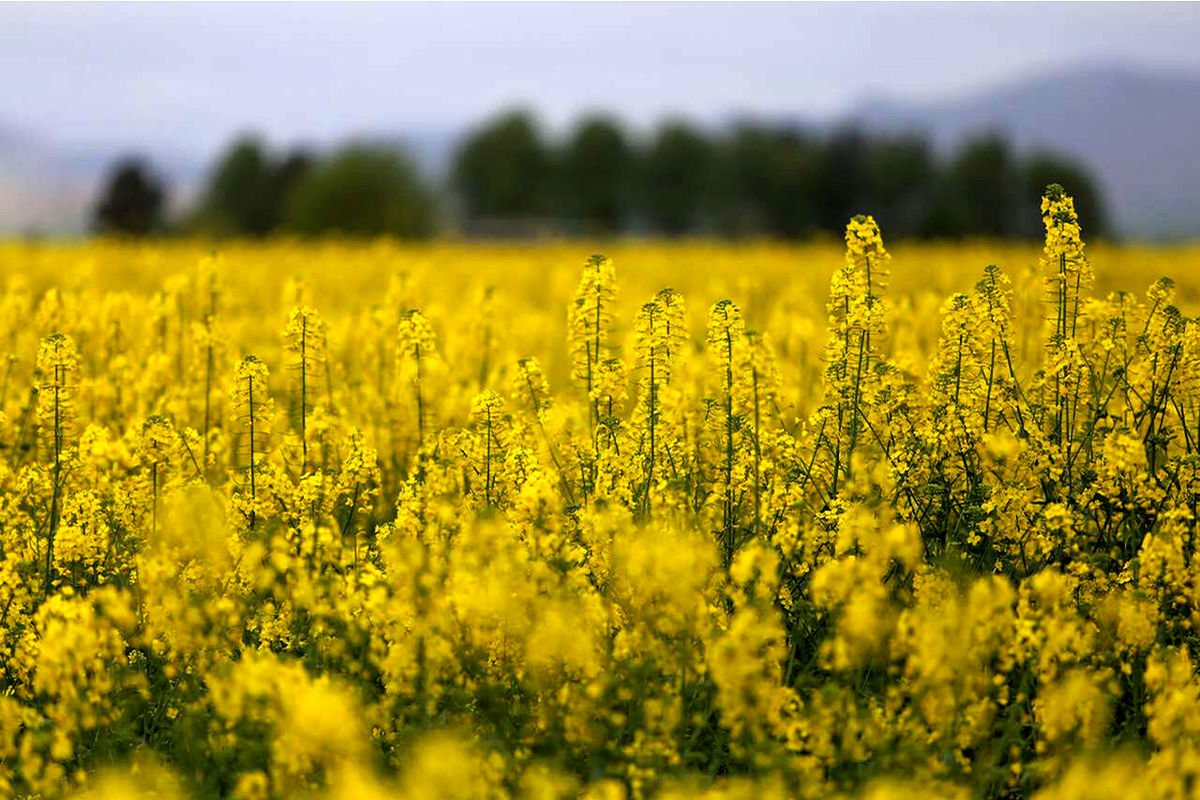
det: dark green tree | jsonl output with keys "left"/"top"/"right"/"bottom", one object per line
{"left": 92, "top": 158, "right": 166, "bottom": 236}
{"left": 261, "top": 149, "right": 314, "bottom": 232}
{"left": 199, "top": 135, "right": 274, "bottom": 236}
{"left": 557, "top": 115, "right": 633, "bottom": 234}
{"left": 722, "top": 124, "right": 820, "bottom": 238}
{"left": 947, "top": 133, "right": 1019, "bottom": 237}
{"left": 864, "top": 135, "right": 936, "bottom": 239}
{"left": 452, "top": 110, "right": 552, "bottom": 221}
{"left": 283, "top": 145, "right": 436, "bottom": 238}
{"left": 813, "top": 127, "right": 869, "bottom": 234}
{"left": 641, "top": 120, "right": 715, "bottom": 236}
{"left": 1022, "top": 152, "right": 1109, "bottom": 239}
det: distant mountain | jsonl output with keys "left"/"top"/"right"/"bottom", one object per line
{"left": 0, "top": 123, "right": 92, "bottom": 235}
{"left": 847, "top": 64, "right": 1200, "bottom": 240}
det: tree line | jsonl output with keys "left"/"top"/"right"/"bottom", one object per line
{"left": 93, "top": 109, "right": 1109, "bottom": 240}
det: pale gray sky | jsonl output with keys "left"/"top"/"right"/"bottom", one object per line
{"left": 1, "top": 2, "right": 1198, "bottom": 157}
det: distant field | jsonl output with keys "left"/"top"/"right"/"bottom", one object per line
{"left": 3, "top": 194, "right": 1200, "bottom": 799}
{"left": 3, "top": 235, "right": 1197, "bottom": 382}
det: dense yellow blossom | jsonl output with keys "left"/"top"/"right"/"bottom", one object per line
{"left": 0, "top": 187, "right": 1198, "bottom": 798}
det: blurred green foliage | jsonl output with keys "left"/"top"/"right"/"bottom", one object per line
{"left": 451, "top": 111, "right": 1110, "bottom": 240}
{"left": 284, "top": 146, "right": 436, "bottom": 238}
{"left": 99, "top": 110, "right": 1109, "bottom": 241}
{"left": 92, "top": 158, "right": 167, "bottom": 236}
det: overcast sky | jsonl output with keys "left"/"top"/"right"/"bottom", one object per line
{"left": 2, "top": 2, "right": 1199, "bottom": 158}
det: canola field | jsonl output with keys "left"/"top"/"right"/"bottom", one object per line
{"left": 2, "top": 188, "right": 1200, "bottom": 799}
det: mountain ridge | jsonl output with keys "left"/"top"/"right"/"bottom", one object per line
{"left": 845, "top": 63, "right": 1200, "bottom": 239}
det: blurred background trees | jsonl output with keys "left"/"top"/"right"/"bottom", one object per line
{"left": 95, "top": 110, "right": 1109, "bottom": 241}
{"left": 193, "top": 136, "right": 315, "bottom": 237}
{"left": 452, "top": 110, "right": 553, "bottom": 233}
{"left": 640, "top": 120, "right": 717, "bottom": 236}
{"left": 445, "top": 111, "right": 1109, "bottom": 241}
{"left": 180, "top": 137, "right": 432, "bottom": 239}
{"left": 556, "top": 115, "right": 634, "bottom": 235}
{"left": 92, "top": 158, "right": 167, "bottom": 235}
{"left": 720, "top": 125, "right": 820, "bottom": 238}
{"left": 285, "top": 145, "right": 436, "bottom": 238}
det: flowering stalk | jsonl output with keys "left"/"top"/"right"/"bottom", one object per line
{"left": 708, "top": 299, "right": 745, "bottom": 567}
{"left": 745, "top": 330, "right": 779, "bottom": 536}
{"left": 397, "top": 309, "right": 438, "bottom": 451}
{"left": 818, "top": 215, "right": 890, "bottom": 496}
{"left": 200, "top": 257, "right": 221, "bottom": 470}
{"left": 568, "top": 254, "right": 618, "bottom": 435}
{"left": 285, "top": 305, "right": 326, "bottom": 474}
{"left": 236, "top": 355, "right": 271, "bottom": 530}
{"left": 140, "top": 415, "right": 175, "bottom": 537}
{"left": 512, "top": 356, "right": 575, "bottom": 504}
{"left": 635, "top": 298, "right": 666, "bottom": 516}
{"left": 470, "top": 390, "right": 506, "bottom": 508}
{"left": 1040, "top": 184, "right": 1094, "bottom": 455}
{"left": 36, "top": 332, "right": 77, "bottom": 594}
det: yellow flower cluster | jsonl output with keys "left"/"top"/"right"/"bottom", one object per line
{"left": 1, "top": 187, "right": 1200, "bottom": 799}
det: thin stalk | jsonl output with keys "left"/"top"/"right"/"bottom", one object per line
{"left": 723, "top": 325, "right": 735, "bottom": 568}
{"left": 202, "top": 288, "right": 216, "bottom": 470}
{"left": 44, "top": 365, "right": 63, "bottom": 596}
{"left": 300, "top": 317, "right": 308, "bottom": 472}
{"left": 247, "top": 373, "right": 257, "bottom": 530}
{"left": 752, "top": 365, "right": 761, "bottom": 536}
{"left": 414, "top": 343, "right": 425, "bottom": 449}
{"left": 484, "top": 405, "right": 493, "bottom": 507}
